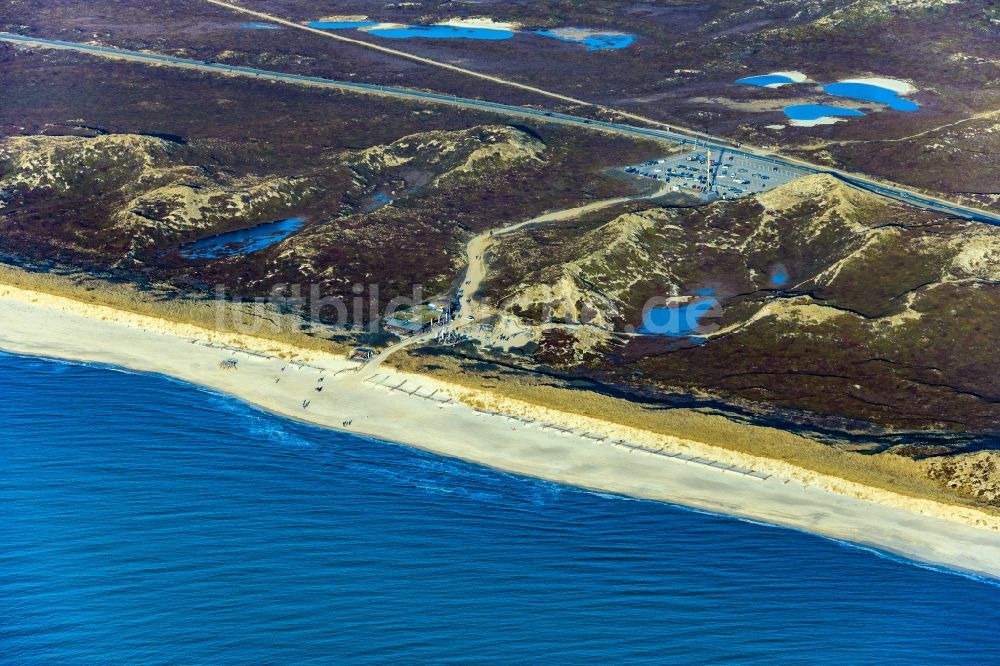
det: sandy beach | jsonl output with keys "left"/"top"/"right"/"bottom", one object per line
{"left": 2, "top": 282, "right": 1000, "bottom": 580}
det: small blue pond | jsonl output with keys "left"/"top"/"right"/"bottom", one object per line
{"left": 823, "top": 82, "right": 919, "bottom": 112}
{"left": 242, "top": 21, "right": 282, "bottom": 30}
{"left": 736, "top": 74, "right": 797, "bottom": 87}
{"left": 783, "top": 104, "right": 865, "bottom": 121}
{"left": 769, "top": 266, "right": 790, "bottom": 287}
{"left": 640, "top": 298, "right": 718, "bottom": 336}
{"left": 364, "top": 192, "right": 394, "bottom": 212}
{"left": 306, "top": 21, "right": 378, "bottom": 30}
{"left": 366, "top": 25, "right": 515, "bottom": 40}
{"left": 535, "top": 29, "right": 635, "bottom": 51}
{"left": 179, "top": 218, "right": 305, "bottom": 260}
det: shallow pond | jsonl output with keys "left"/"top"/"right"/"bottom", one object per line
{"left": 640, "top": 298, "right": 719, "bottom": 336}
{"left": 823, "top": 82, "right": 919, "bottom": 112}
{"left": 179, "top": 218, "right": 306, "bottom": 260}
{"left": 769, "top": 266, "right": 790, "bottom": 287}
{"left": 306, "top": 21, "right": 378, "bottom": 30}
{"left": 242, "top": 21, "right": 282, "bottom": 30}
{"left": 736, "top": 74, "right": 797, "bottom": 87}
{"left": 783, "top": 104, "right": 865, "bottom": 121}
{"left": 368, "top": 25, "right": 515, "bottom": 40}
{"left": 306, "top": 20, "right": 633, "bottom": 49}
{"left": 534, "top": 29, "right": 635, "bottom": 51}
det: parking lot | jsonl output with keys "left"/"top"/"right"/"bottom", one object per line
{"left": 624, "top": 148, "right": 805, "bottom": 202}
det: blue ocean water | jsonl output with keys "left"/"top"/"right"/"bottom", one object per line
{"left": 824, "top": 82, "right": 920, "bottom": 112}
{"left": 784, "top": 104, "right": 866, "bottom": 121}
{"left": 178, "top": 217, "right": 305, "bottom": 260}
{"left": 2, "top": 351, "right": 1000, "bottom": 664}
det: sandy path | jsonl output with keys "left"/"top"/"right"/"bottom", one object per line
{"left": 365, "top": 189, "right": 661, "bottom": 368}
{"left": 809, "top": 108, "right": 1000, "bottom": 147}
{"left": 458, "top": 192, "right": 657, "bottom": 325}
{"left": 2, "top": 284, "right": 1000, "bottom": 580}
{"left": 459, "top": 194, "right": 648, "bottom": 319}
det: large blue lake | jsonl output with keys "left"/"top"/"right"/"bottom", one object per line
{"left": 2, "top": 352, "right": 999, "bottom": 663}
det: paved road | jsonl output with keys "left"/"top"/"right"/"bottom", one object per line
{"left": 3, "top": 32, "right": 998, "bottom": 226}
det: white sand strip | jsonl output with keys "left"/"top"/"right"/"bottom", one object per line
{"left": 771, "top": 70, "right": 807, "bottom": 83}
{"left": 1, "top": 285, "right": 1000, "bottom": 580}
{"left": 789, "top": 116, "right": 847, "bottom": 127}
{"left": 435, "top": 18, "right": 520, "bottom": 31}
{"left": 840, "top": 77, "right": 915, "bottom": 94}
{"left": 317, "top": 15, "right": 369, "bottom": 22}
{"left": 358, "top": 22, "right": 409, "bottom": 31}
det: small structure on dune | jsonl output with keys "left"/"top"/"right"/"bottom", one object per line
{"left": 383, "top": 304, "right": 447, "bottom": 336}
{"left": 351, "top": 347, "right": 376, "bottom": 361}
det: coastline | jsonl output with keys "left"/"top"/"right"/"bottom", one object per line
{"left": 3, "top": 281, "right": 1000, "bottom": 579}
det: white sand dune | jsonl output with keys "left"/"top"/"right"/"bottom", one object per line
{"left": 315, "top": 15, "right": 370, "bottom": 23}
{"left": 761, "top": 70, "right": 808, "bottom": 87}
{"left": 841, "top": 77, "right": 915, "bottom": 94}
{"left": 359, "top": 22, "right": 409, "bottom": 32}
{"left": 435, "top": 18, "right": 520, "bottom": 31}
{"left": 789, "top": 116, "right": 848, "bottom": 127}
{"left": 2, "top": 283, "right": 1000, "bottom": 580}
{"left": 771, "top": 70, "right": 807, "bottom": 83}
